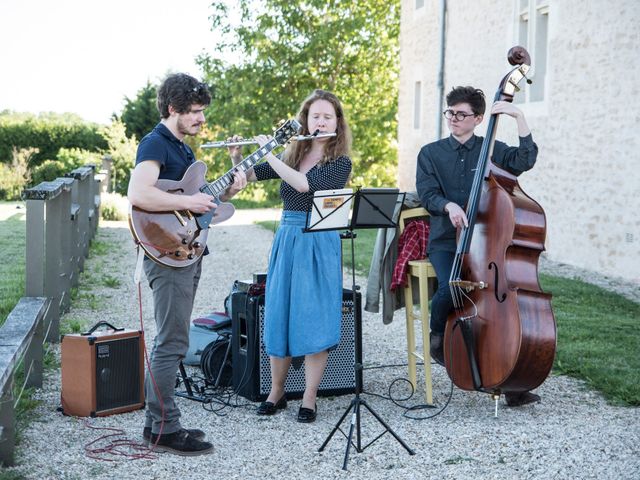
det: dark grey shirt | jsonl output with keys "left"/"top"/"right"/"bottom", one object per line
{"left": 416, "top": 134, "right": 538, "bottom": 253}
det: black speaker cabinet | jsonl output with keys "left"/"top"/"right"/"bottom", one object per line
{"left": 61, "top": 328, "right": 145, "bottom": 417}
{"left": 232, "top": 289, "right": 358, "bottom": 401}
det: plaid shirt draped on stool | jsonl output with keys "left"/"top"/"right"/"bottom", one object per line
{"left": 390, "top": 220, "right": 429, "bottom": 291}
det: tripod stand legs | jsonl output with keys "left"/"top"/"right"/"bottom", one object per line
{"left": 318, "top": 394, "right": 416, "bottom": 470}
{"left": 317, "top": 230, "right": 415, "bottom": 470}
{"left": 360, "top": 399, "right": 415, "bottom": 456}
{"left": 175, "top": 361, "right": 207, "bottom": 402}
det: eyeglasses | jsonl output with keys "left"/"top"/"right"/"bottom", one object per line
{"left": 443, "top": 109, "right": 477, "bottom": 121}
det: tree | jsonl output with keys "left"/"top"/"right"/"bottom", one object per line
{"left": 117, "top": 81, "right": 159, "bottom": 141}
{"left": 197, "top": 0, "right": 400, "bottom": 200}
{"left": 100, "top": 120, "right": 138, "bottom": 195}
{"left": 0, "top": 147, "right": 35, "bottom": 200}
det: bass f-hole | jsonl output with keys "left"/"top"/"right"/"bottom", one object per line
{"left": 488, "top": 261, "right": 507, "bottom": 303}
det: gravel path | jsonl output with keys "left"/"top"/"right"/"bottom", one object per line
{"left": 6, "top": 210, "right": 639, "bottom": 479}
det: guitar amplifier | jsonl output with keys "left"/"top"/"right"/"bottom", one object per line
{"left": 61, "top": 323, "right": 145, "bottom": 417}
{"left": 232, "top": 288, "right": 358, "bottom": 401}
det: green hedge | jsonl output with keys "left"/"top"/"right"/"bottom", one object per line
{"left": 0, "top": 112, "right": 107, "bottom": 166}
{"left": 30, "top": 148, "right": 103, "bottom": 187}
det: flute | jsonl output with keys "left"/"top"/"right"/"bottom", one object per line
{"left": 201, "top": 132, "right": 337, "bottom": 149}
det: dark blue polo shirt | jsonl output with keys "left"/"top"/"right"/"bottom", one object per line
{"left": 135, "top": 122, "right": 210, "bottom": 256}
{"left": 136, "top": 123, "right": 195, "bottom": 181}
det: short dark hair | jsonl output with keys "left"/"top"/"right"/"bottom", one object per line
{"left": 156, "top": 73, "right": 212, "bottom": 118}
{"left": 446, "top": 86, "right": 486, "bottom": 115}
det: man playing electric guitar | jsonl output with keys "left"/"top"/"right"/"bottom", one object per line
{"left": 127, "top": 73, "right": 246, "bottom": 455}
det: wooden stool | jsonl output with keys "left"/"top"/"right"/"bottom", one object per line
{"left": 398, "top": 207, "right": 437, "bottom": 404}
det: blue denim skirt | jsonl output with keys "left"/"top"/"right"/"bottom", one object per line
{"left": 264, "top": 210, "right": 343, "bottom": 358}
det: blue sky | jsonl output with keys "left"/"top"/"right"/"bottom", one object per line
{"left": 0, "top": 0, "right": 221, "bottom": 124}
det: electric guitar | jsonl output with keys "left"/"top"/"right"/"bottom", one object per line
{"left": 128, "top": 119, "right": 301, "bottom": 267}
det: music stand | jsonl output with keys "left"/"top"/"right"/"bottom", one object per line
{"left": 305, "top": 187, "right": 414, "bottom": 470}
{"left": 306, "top": 188, "right": 354, "bottom": 232}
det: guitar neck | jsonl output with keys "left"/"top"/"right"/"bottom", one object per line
{"left": 202, "top": 138, "right": 280, "bottom": 197}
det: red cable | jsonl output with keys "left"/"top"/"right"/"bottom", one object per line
{"left": 83, "top": 419, "right": 155, "bottom": 461}
{"left": 139, "top": 281, "right": 167, "bottom": 448}
{"left": 82, "top": 255, "right": 166, "bottom": 461}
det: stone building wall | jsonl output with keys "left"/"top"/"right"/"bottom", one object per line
{"left": 398, "top": 0, "right": 640, "bottom": 283}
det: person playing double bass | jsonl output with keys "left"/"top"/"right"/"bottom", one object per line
{"left": 415, "top": 85, "right": 540, "bottom": 407}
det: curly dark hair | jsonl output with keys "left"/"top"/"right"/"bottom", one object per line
{"left": 446, "top": 86, "right": 486, "bottom": 115}
{"left": 156, "top": 73, "right": 212, "bottom": 118}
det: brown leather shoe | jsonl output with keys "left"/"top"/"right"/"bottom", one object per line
{"left": 504, "top": 391, "right": 541, "bottom": 407}
{"left": 430, "top": 333, "right": 444, "bottom": 366}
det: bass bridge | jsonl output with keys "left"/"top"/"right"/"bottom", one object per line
{"left": 450, "top": 280, "right": 488, "bottom": 292}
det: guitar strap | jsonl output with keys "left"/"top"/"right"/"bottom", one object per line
{"left": 134, "top": 246, "right": 145, "bottom": 285}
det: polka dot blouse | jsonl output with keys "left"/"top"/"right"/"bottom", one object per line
{"left": 254, "top": 155, "right": 352, "bottom": 212}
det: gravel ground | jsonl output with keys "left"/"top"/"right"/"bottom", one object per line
{"left": 6, "top": 209, "right": 639, "bottom": 480}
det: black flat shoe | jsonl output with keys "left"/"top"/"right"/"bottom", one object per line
{"left": 297, "top": 404, "right": 317, "bottom": 423}
{"left": 257, "top": 395, "right": 287, "bottom": 415}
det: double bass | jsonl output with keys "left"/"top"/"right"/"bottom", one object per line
{"left": 444, "top": 47, "right": 557, "bottom": 397}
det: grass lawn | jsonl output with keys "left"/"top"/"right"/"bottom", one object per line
{"left": 0, "top": 212, "right": 25, "bottom": 326}
{"left": 540, "top": 274, "right": 640, "bottom": 406}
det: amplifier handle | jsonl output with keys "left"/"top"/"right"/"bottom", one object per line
{"left": 82, "top": 321, "right": 125, "bottom": 336}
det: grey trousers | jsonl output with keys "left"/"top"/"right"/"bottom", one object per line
{"left": 143, "top": 257, "right": 202, "bottom": 435}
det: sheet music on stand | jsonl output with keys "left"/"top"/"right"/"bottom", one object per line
{"left": 305, "top": 187, "right": 405, "bottom": 232}
{"left": 306, "top": 188, "right": 354, "bottom": 231}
